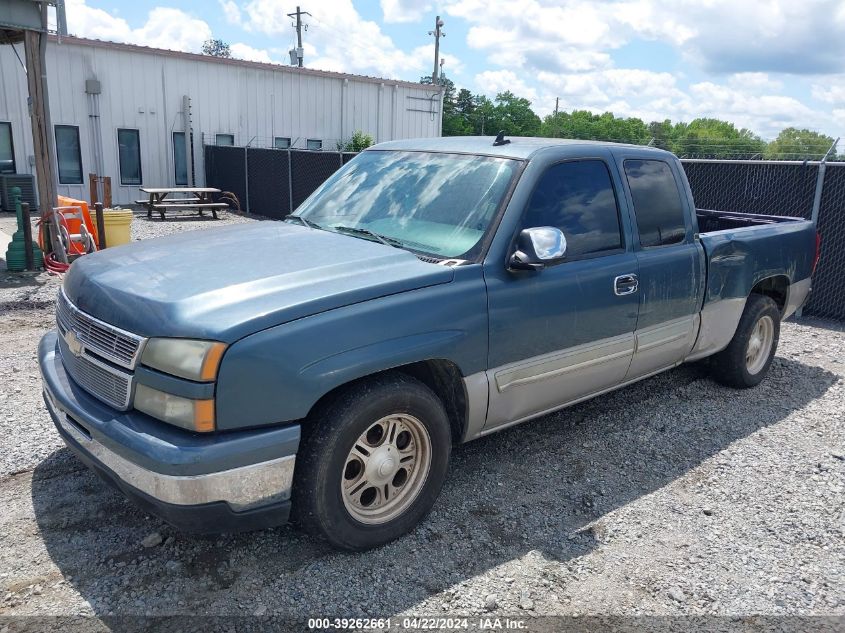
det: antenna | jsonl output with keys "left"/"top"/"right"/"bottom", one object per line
{"left": 493, "top": 131, "right": 510, "bottom": 146}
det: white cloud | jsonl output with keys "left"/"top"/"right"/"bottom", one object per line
{"left": 448, "top": 0, "right": 844, "bottom": 136}
{"left": 65, "top": 0, "right": 211, "bottom": 52}
{"left": 381, "top": 0, "right": 433, "bottom": 23}
{"left": 220, "top": 0, "right": 243, "bottom": 25}
{"left": 812, "top": 81, "right": 845, "bottom": 104}
{"left": 728, "top": 73, "right": 783, "bottom": 93}
{"left": 65, "top": 0, "right": 132, "bottom": 41}
{"left": 475, "top": 70, "right": 538, "bottom": 102}
{"left": 238, "top": 0, "right": 450, "bottom": 79}
{"left": 131, "top": 8, "right": 211, "bottom": 52}
{"left": 230, "top": 42, "right": 273, "bottom": 63}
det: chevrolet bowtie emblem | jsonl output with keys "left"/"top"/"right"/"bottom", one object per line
{"left": 64, "top": 329, "right": 85, "bottom": 357}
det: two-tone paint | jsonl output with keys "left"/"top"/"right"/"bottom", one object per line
{"left": 38, "top": 137, "right": 817, "bottom": 531}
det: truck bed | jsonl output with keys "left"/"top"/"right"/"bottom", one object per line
{"left": 696, "top": 208, "right": 816, "bottom": 313}
{"left": 696, "top": 208, "right": 806, "bottom": 234}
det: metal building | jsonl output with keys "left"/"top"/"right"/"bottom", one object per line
{"left": 0, "top": 36, "right": 443, "bottom": 206}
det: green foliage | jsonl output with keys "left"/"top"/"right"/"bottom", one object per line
{"left": 201, "top": 39, "right": 231, "bottom": 58}
{"left": 669, "top": 119, "right": 766, "bottom": 159}
{"left": 764, "top": 128, "right": 837, "bottom": 161}
{"left": 487, "top": 91, "right": 542, "bottom": 137}
{"left": 418, "top": 79, "right": 833, "bottom": 159}
{"left": 339, "top": 130, "right": 375, "bottom": 152}
{"left": 541, "top": 110, "right": 649, "bottom": 144}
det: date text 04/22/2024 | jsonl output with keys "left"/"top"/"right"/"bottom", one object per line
{"left": 307, "top": 617, "right": 528, "bottom": 630}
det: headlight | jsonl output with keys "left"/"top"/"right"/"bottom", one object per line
{"left": 141, "top": 338, "right": 227, "bottom": 382}
{"left": 134, "top": 384, "right": 215, "bottom": 432}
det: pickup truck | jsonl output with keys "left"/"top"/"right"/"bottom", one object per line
{"left": 38, "top": 136, "right": 818, "bottom": 550}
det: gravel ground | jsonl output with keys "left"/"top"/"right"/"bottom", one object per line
{"left": 0, "top": 210, "right": 843, "bottom": 625}
{"left": 0, "top": 207, "right": 259, "bottom": 476}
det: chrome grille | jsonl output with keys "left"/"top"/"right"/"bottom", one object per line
{"left": 58, "top": 334, "right": 133, "bottom": 410}
{"left": 56, "top": 290, "right": 144, "bottom": 369}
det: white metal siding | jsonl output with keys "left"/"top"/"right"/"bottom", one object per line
{"left": 0, "top": 38, "right": 441, "bottom": 206}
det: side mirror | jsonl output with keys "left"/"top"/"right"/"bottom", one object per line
{"left": 509, "top": 227, "right": 567, "bottom": 271}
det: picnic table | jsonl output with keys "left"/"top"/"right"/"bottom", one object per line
{"left": 137, "top": 187, "right": 228, "bottom": 220}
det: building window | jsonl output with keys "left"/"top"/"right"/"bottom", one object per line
{"left": 55, "top": 125, "right": 83, "bottom": 184}
{"left": 274, "top": 137, "right": 291, "bottom": 149}
{"left": 117, "top": 128, "right": 142, "bottom": 186}
{"left": 0, "top": 122, "right": 15, "bottom": 174}
{"left": 216, "top": 133, "right": 235, "bottom": 146}
{"left": 173, "top": 132, "right": 188, "bottom": 185}
{"left": 623, "top": 159, "right": 687, "bottom": 247}
{"left": 306, "top": 139, "right": 322, "bottom": 151}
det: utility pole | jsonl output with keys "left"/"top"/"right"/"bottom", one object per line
{"left": 553, "top": 97, "right": 560, "bottom": 138}
{"left": 287, "top": 5, "right": 310, "bottom": 67}
{"left": 429, "top": 15, "right": 445, "bottom": 84}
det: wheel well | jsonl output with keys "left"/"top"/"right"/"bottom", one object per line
{"left": 305, "top": 360, "right": 468, "bottom": 444}
{"left": 750, "top": 275, "right": 789, "bottom": 314}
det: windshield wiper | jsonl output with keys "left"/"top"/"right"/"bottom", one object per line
{"left": 331, "top": 225, "right": 404, "bottom": 248}
{"left": 286, "top": 214, "right": 320, "bottom": 230}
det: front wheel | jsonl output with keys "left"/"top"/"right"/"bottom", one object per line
{"left": 710, "top": 294, "right": 781, "bottom": 388}
{"left": 292, "top": 374, "right": 451, "bottom": 550}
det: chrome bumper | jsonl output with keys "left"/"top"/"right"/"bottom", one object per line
{"left": 44, "top": 385, "right": 295, "bottom": 511}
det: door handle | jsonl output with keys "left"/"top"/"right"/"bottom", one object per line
{"left": 614, "top": 274, "right": 639, "bottom": 296}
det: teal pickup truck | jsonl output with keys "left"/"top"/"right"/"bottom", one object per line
{"left": 39, "top": 136, "right": 818, "bottom": 550}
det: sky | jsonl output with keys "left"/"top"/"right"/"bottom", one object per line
{"left": 60, "top": 0, "right": 845, "bottom": 140}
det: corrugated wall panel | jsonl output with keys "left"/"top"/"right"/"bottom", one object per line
{"left": 0, "top": 39, "right": 440, "bottom": 207}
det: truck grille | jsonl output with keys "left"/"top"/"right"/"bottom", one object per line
{"left": 58, "top": 333, "right": 133, "bottom": 410}
{"left": 56, "top": 290, "right": 144, "bottom": 369}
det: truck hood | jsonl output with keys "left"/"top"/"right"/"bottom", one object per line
{"left": 63, "top": 222, "right": 454, "bottom": 342}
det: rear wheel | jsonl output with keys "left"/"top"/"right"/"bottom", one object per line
{"left": 292, "top": 373, "right": 451, "bottom": 550}
{"left": 710, "top": 294, "right": 780, "bottom": 388}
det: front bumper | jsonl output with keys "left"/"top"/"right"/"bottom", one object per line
{"left": 38, "top": 330, "right": 300, "bottom": 532}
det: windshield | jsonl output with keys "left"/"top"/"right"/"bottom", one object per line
{"left": 291, "top": 150, "right": 520, "bottom": 259}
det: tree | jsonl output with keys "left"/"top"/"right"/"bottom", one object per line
{"left": 442, "top": 87, "right": 476, "bottom": 136}
{"left": 202, "top": 39, "right": 231, "bottom": 58}
{"left": 421, "top": 75, "right": 474, "bottom": 136}
{"left": 669, "top": 118, "right": 765, "bottom": 159}
{"left": 487, "top": 91, "right": 541, "bottom": 137}
{"left": 541, "top": 110, "right": 649, "bottom": 144}
{"left": 764, "top": 128, "right": 837, "bottom": 161}
{"left": 648, "top": 120, "right": 674, "bottom": 151}
{"left": 338, "top": 130, "right": 374, "bottom": 152}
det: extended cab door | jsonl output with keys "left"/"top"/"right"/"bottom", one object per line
{"left": 616, "top": 155, "right": 706, "bottom": 380}
{"left": 483, "top": 154, "right": 640, "bottom": 431}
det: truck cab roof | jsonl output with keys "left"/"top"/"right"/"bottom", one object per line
{"left": 370, "top": 135, "right": 675, "bottom": 160}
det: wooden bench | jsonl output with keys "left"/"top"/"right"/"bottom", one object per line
{"left": 136, "top": 197, "right": 202, "bottom": 205}
{"left": 151, "top": 202, "right": 229, "bottom": 220}
{"left": 139, "top": 187, "right": 223, "bottom": 220}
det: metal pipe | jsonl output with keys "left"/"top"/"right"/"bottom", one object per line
{"left": 811, "top": 137, "right": 839, "bottom": 225}
{"left": 680, "top": 158, "right": 838, "bottom": 166}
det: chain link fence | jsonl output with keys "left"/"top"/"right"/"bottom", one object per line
{"left": 205, "top": 145, "right": 346, "bottom": 219}
{"left": 682, "top": 159, "right": 845, "bottom": 320}
{"left": 205, "top": 143, "right": 845, "bottom": 321}
{"left": 681, "top": 160, "right": 819, "bottom": 220}
{"left": 810, "top": 164, "right": 845, "bottom": 320}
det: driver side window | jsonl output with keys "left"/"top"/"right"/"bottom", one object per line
{"left": 524, "top": 160, "right": 623, "bottom": 259}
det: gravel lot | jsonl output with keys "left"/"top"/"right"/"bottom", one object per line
{"left": 0, "top": 209, "right": 843, "bottom": 625}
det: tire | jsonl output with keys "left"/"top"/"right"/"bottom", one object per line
{"left": 292, "top": 373, "right": 452, "bottom": 551}
{"left": 710, "top": 294, "right": 781, "bottom": 389}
